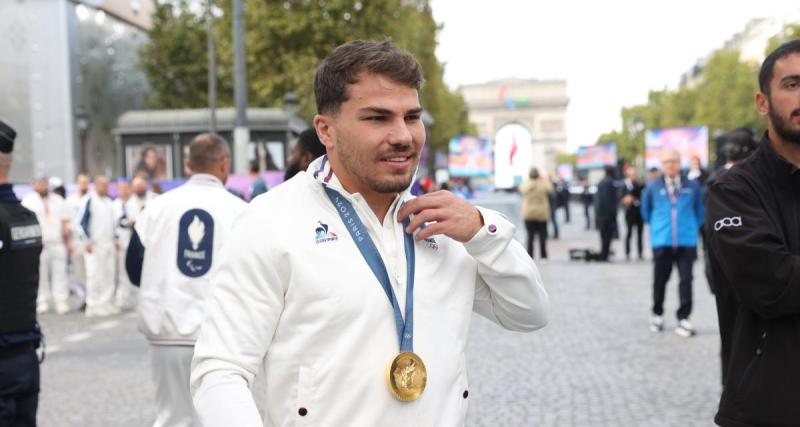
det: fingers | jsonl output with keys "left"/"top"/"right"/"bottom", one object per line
{"left": 404, "top": 209, "right": 444, "bottom": 235}
{"left": 415, "top": 222, "right": 444, "bottom": 241}
{"left": 397, "top": 194, "right": 441, "bottom": 222}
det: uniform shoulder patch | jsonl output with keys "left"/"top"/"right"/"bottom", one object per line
{"left": 177, "top": 209, "right": 215, "bottom": 277}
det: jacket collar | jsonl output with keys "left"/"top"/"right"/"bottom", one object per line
{"left": 186, "top": 173, "right": 223, "bottom": 187}
{"left": 307, "top": 155, "right": 411, "bottom": 223}
{"left": 757, "top": 132, "right": 800, "bottom": 187}
{"left": 0, "top": 183, "right": 18, "bottom": 203}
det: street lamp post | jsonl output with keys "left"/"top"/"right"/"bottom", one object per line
{"left": 207, "top": 0, "right": 217, "bottom": 133}
{"left": 75, "top": 107, "right": 90, "bottom": 174}
{"left": 232, "top": 0, "right": 249, "bottom": 174}
{"left": 282, "top": 89, "right": 300, "bottom": 168}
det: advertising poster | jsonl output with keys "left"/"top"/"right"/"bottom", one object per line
{"left": 448, "top": 135, "right": 493, "bottom": 177}
{"left": 556, "top": 163, "right": 574, "bottom": 181}
{"left": 645, "top": 126, "right": 708, "bottom": 169}
{"left": 576, "top": 143, "right": 617, "bottom": 170}
{"left": 126, "top": 144, "right": 173, "bottom": 180}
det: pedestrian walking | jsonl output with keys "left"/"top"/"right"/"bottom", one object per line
{"left": 621, "top": 166, "right": 644, "bottom": 260}
{"left": 126, "top": 133, "right": 247, "bottom": 427}
{"left": 706, "top": 40, "right": 800, "bottom": 426}
{"left": 519, "top": 168, "right": 552, "bottom": 260}
{"left": 0, "top": 120, "right": 42, "bottom": 427}
{"left": 78, "top": 175, "right": 119, "bottom": 317}
{"left": 65, "top": 173, "right": 90, "bottom": 304}
{"left": 548, "top": 189, "right": 559, "bottom": 239}
{"left": 580, "top": 178, "right": 593, "bottom": 230}
{"left": 247, "top": 159, "right": 268, "bottom": 201}
{"left": 594, "top": 166, "right": 618, "bottom": 261}
{"left": 190, "top": 40, "right": 549, "bottom": 427}
{"left": 641, "top": 150, "right": 704, "bottom": 337}
{"left": 21, "top": 177, "right": 71, "bottom": 314}
{"left": 112, "top": 179, "right": 135, "bottom": 311}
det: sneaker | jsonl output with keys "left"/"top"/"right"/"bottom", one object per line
{"left": 649, "top": 315, "right": 664, "bottom": 333}
{"left": 54, "top": 301, "right": 71, "bottom": 315}
{"left": 675, "top": 319, "right": 696, "bottom": 337}
{"left": 36, "top": 302, "right": 50, "bottom": 315}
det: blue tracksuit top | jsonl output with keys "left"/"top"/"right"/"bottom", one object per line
{"left": 640, "top": 177, "right": 704, "bottom": 248}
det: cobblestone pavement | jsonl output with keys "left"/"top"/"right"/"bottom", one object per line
{"left": 37, "top": 209, "right": 721, "bottom": 427}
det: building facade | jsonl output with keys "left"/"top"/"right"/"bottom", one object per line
{"left": 0, "top": 0, "right": 154, "bottom": 182}
{"left": 460, "top": 79, "right": 568, "bottom": 187}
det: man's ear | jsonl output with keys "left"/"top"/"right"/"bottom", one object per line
{"left": 314, "top": 114, "right": 336, "bottom": 152}
{"left": 755, "top": 92, "right": 769, "bottom": 117}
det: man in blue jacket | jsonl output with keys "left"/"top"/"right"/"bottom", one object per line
{"left": 641, "top": 150, "right": 704, "bottom": 337}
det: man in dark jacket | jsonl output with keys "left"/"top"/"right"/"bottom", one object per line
{"left": 594, "top": 166, "right": 618, "bottom": 261}
{"left": 0, "top": 120, "right": 42, "bottom": 427}
{"left": 706, "top": 39, "right": 800, "bottom": 427}
{"left": 621, "top": 166, "right": 644, "bottom": 260}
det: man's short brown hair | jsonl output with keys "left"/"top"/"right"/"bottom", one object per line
{"left": 189, "top": 133, "right": 230, "bottom": 173}
{"left": 314, "top": 39, "right": 424, "bottom": 115}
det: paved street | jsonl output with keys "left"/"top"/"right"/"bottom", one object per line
{"left": 37, "top": 207, "right": 721, "bottom": 426}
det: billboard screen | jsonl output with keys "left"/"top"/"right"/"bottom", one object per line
{"left": 645, "top": 126, "right": 708, "bottom": 169}
{"left": 448, "top": 135, "right": 493, "bottom": 177}
{"left": 576, "top": 143, "right": 617, "bottom": 170}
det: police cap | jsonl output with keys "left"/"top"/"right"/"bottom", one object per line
{"left": 0, "top": 120, "right": 16, "bottom": 154}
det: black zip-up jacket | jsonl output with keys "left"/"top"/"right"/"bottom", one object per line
{"left": 706, "top": 133, "right": 800, "bottom": 427}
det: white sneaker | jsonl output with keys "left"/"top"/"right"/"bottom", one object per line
{"left": 675, "top": 319, "right": 696, "bottom": 337}
{"left": 36, "top": 302, "right": 50, "bottom": 315}
{"left": 649, "top": 315, "right": 664, "bottom": 333}
{"left": 54, "top": 301, "right": 71, "bottom": 315}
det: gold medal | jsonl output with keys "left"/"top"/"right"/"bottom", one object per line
{"left": 386, "top": 352, "right": 427, "bottom": 401}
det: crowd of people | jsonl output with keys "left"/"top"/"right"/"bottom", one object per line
{"left": 1, "top": 38, "right": 799, "bottom": 427}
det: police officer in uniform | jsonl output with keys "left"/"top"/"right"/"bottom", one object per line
{"left": 0, "top": 120, "right": 42, "bottom": 427}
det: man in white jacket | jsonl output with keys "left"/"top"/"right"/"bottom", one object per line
{"left": 126, "top": 134, "right": 246, "bottom": 427}
{"left": 21, "top": 177, "right": 70, "bottom": 314}
{"left": 79, "top": 175, "right": 118, "bottom": 317}
{"left": 112, "top": 180, "right": 135, "bottom": 310}
{"left": 191, "top": 40, "right": 550, "bottom": 427}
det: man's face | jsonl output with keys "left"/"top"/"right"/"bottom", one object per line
{"left": 316, "top": 72, "right": 425, "bottom": 196}
{"left": 661, "top": 155, "right": 680, "bottom": 179}
{"left": 131, "top": 177, "right": 147, "bottom": 196}
{"left": 33, "top": 179, "right": 48, "bottom": 197}
{"left": 94, "top": 177, "right": 108, "bottom": 197}
{"left": 118, "top": 182, "right": 131, "bottom": 200}
{"left": 77, "top": 174, "right": 90, "bottom": 193}
{"left": 625, "top": 167, "right": 637, "bottom": 181}
{"left": 758, "top": 52, "right": 800, "bottom": 145}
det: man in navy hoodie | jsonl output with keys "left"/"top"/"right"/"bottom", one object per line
{"left": 641, "top": 150, "right": 704, "bottom": 337}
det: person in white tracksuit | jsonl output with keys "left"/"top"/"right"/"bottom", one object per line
{"left": 127, "top": 176, "right": 157, "bottom": 218}
{"left": 78, "top": 175, "right": 118, "bottom": 317}
{"left": 21, "top": 177, "right": 70, "bottom": 314}
{"left": 126, "top": 134, "right": 246, "bottom": 427}
{"left": 190, "top": 40, "right": 550, "bottom": 427}
{"left": 112, "top": 180, "right": 135, "bottom": 310}
{"left": 65, "top": 173, "right": 90, "bottom": 303}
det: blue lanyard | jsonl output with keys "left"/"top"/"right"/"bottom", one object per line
{"left": 324, "top": 187, "right": 416, "bottom": 352}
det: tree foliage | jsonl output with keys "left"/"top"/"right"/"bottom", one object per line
{"left": 139, "top": 0, "right": 474, "bottom": 152}
{"left": 595, "top": 46, "right": 765, "bottom": 163}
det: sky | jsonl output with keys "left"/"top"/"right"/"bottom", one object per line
{"left": 431, "top": 0, "right": 800, "bottom": 152}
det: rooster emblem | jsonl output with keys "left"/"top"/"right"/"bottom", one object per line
{"left": 188, "top": 215, "right": 205, "bottom": 250}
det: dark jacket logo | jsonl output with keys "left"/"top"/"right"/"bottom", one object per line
{"left": 177, "top": 209, "right": 215, "bottom": 277}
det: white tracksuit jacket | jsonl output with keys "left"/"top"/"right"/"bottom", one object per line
{"left": 191, "top": 157, "right": 550, "bottom": 427}
{"left": 134, "top": 174, "right": 247, "bottom": 345}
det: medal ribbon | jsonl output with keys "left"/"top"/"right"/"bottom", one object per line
{"left": 324, "top": 187, "right": 415, "bottom": 352}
